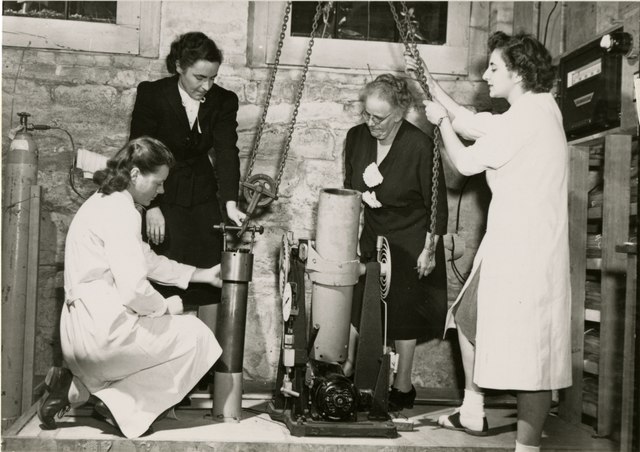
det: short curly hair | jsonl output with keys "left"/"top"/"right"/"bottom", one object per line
{"left": 93, "top": 136, "right": 175, "bottom": 195}
{"left": 488, "top": 31, "right": 555, "bottom": 93}
{"left": 166, "top": 31, "right": 223, "bottom": 74}
{"left": 360, "top": 73, "right": 413, "bottom": 115}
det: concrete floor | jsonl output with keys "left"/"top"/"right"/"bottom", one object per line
{"left": 2, "top": 395, "right": 618, "bottom": 452}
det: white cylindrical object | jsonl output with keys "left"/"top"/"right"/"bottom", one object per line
{"left": 311, "top": 188, "right": 361, "bottom": 363}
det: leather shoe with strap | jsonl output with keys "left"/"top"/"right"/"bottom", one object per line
{"left": 37, "top": 367, "right": 73, "bottom": 430}
{"left": 437, "top": 409, "right": 489, "bottom": 436}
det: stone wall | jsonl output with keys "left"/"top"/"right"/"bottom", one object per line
{"left": 2, "top": 1, "right": 512, "bottom": 388}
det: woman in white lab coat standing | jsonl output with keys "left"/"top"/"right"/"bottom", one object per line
{"left": 37, "top": 136, "right": 223, "bottom": 438}
{"left": 415, "top": 32, "right": 571, "bottom": 452}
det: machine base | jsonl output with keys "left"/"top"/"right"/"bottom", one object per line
{"left": 268, "top": 405, "right": 398, "bottom": 438}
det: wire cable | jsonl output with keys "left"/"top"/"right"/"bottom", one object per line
{"left": 542, "top": 2, "right": 559, "bottom": 48}
{"left": 450, "top": 177, "right": 470, "bottom": 284}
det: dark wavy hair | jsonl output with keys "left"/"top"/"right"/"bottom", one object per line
{"left": 488, "top": 31, "right": 555, "bottom": 93}
{"left": 93, "top": 136, "right": 175, "bottom": 195}
{"left": 360, "top": 73, "right": 414, "bottom": 115}
{"left": 166, "top": 31, "right": 223, "bottom": 74}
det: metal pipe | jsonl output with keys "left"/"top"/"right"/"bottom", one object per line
{"left": 310, "top": 188, "right": 361, "bottom": 363}
{"left": 2, "top": 113, "right": 38, "bottom": 426}
{"left": 212, "top": 249, "right": 254, "bottom": 422}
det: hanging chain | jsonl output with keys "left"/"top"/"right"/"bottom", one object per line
{"left": 273, "top": 1, "right": 324, "bottom": 192}
{"left": 244, "top": 2, "right": 293, "bottom": 181}
{"left": 389, "top": 1, "right": 441, "bottom": 260}
{"left": 245, "top": 1, "right": 324, "bottom": 195}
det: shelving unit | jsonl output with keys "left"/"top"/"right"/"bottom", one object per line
{"left": 559, "top": 132, "right": 636, "bottom": 439}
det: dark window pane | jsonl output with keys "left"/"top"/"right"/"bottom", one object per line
{"left": 404, "top": 2, "right": 448, "bottom": 45}
{"left": 3, "top": 1, "right": 116, "bottom": 24}
{"left": 291, "top": 2, "right": 320, "bottom": 37}
{"left": 290, "top": 1, "right": 447, "bottom": 45}
{"left": 68, "top": 2, "right": 117, "bottom": 23}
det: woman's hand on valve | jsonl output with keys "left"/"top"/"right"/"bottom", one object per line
{"left": 191, "top": 265, "right": 223, "bottom": 288}
{"left": 423, "top": 100, "right": 449, "bottom": 127}
{"left": 416, "top": 247, "right": 436, "bottom": 279}
{"left": 225, "top": 201, "right": 246, "bottom": 227}
{"left": 146, "top": 207, "right": 166, "bottom": 245}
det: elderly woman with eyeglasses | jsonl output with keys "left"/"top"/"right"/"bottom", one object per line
{"left": 344, "top": 73, "right": 448, "bottom": 410}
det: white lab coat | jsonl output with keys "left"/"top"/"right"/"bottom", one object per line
{"left": 445, "top": 92, "right": 572, "bottom": 390}
{"left": 61, "top": 190, "right": 221, "bottom": 438}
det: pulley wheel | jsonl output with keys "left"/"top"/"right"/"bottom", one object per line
{"left": 377, "top": 236, "right": 391, "bottom": 300}
{"left": 242, "top": 174, "right": 277, "bottom": 207}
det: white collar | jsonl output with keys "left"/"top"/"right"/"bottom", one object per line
{"left": 177, "top": 83, "right": 201, "bottom": 110}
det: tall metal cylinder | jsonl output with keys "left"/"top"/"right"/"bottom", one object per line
{"left": 310, "top": 188, "right": 361, "bottom": 363}
{"left": 212, "top": 249, "right": 254, "bottom": 422}
{"left": 2, "top": 114, "right": 38, "bottom": 427}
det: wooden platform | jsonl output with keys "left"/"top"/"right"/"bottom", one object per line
{"left": 2, "top": 395, "right": 618, "bottom": 451}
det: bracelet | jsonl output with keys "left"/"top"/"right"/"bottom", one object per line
{"left": 436, "top": 115, "right": 448, "bottom": 127}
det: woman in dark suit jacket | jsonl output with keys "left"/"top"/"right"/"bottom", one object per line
{"left": 129, "top": 32, "right": 245, "bottom": 307}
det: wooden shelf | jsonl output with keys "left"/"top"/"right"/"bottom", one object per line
{"left": 569, "top": 127, "right": 624, "bottom": 145}
{"left": 588, "top": 202, "right": 636, "bottom": 219}
{"left": 563, "top": 131, "right": 634, "bottom": 438}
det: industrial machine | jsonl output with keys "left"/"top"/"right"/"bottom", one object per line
{"left": 269, "top": 188, "right": 397, "bottom": 438}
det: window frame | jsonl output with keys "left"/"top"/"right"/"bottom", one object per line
{"left": 2, "top": 1, "right": 161, "bottom": 57}
{"left": 249, "top": 1, "right": 471, "bottom": 75}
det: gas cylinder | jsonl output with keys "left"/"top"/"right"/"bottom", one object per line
{"left": 2, "top": 112, "right": 39, "bottom": 426}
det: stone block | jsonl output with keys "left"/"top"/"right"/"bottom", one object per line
{"left": 289, "top": 124, "right": 336, "bottom": 161}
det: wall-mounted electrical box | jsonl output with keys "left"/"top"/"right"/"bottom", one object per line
{"left": 558, "top": 28, "right": 624, "bottom": 140}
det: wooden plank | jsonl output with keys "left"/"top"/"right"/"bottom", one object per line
{"left": 619, "top": 253, "right": 637, "bottom": 452}
{"left": 21, "top": 185, "right": 41, "bottom": 410}
{"left": 597, "top": 134, "right": 632, "bottom": 438}
{"left": 2, "top": 16, "right": 139, "bottom": 54}
{"left": 568, "top": 128, "right": 623, "bottom": 146}
{"left": 584, "top": 360, "right": 599, "bottom": 376}
{"left": 620, "top": 5, "right": 639, "bottom": 132}
{"left": 139, "top": 0, "right": 162, "bottom": 58}
{"left": 585, "top": 309, "right": 600, "bottom": 323}
{"left": 559, "top": 144, "right": 588, "bottom": 424}
{"left": 586, "top": 258, "right": 601, "bottom": 270}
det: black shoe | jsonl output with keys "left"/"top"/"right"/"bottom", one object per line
{"left": 437, "top": 410, "right": 489, "bottom": 436}
{"left": 389, "top": 385, "right": 416, "bottom": 411}
{"left": 93, "top": 399, "right": 117, "bottom": 427}
{"left": 37, "top": 367, "right": 73, "bottom": 429}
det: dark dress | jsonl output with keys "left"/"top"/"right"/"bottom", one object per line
{"left": 344, "top": 120, "right": 448, "bottom": 341}
{"left": 129, "top": 75, "right": 240, "bottom": 306}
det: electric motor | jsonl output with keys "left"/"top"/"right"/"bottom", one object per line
{"left": 308, "top": 360, "right": 358, "bottom": 421}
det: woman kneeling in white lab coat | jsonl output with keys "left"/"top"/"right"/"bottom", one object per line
{"left": 38, "top": 136, "right": 223, "bottom": 438}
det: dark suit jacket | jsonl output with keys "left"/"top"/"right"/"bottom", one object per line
{"left": 129, "top": 75, "right": 240, "bottom": 208}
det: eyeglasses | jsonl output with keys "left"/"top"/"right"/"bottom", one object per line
{"left": 362, "top": 110, "right": 393, "bottom": 126}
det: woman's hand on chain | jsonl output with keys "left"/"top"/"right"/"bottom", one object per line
{"left": 416, "top": 248, "right": 436, "bottom": 279}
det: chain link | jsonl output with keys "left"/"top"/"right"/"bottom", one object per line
{"left": 274, "top": 1, "right": 324, "bottom": 192}
{"left": 388, "top": 1, "right": 441, "bottom": 261}
{"left": 245, "top": 2, "right": 292, "bottom": 181}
